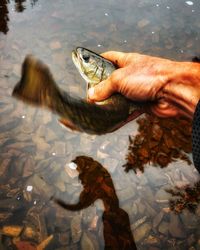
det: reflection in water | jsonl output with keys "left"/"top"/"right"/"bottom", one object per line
{"left": 14, "top": 0, "right": 38, "bottom": 12}
{"left": 0, "top": 0, "right": 9, "bottom": 34}
{"left": 54, "top": 156, "right": 137, "bottom": 250}
{"left": 14, "top": 0, "right": 26, "bottom": 12}
{"left": 0, "top": 0, "right": 38, "bottom": 34}
{"left": 1, "top": 0, "right": 200, "bottom": 248}
{"left": 166, "top": 181, "right": 200, "bottom": 214}
{"left": 124, "top": 114, "right": 192, "bottom": 173}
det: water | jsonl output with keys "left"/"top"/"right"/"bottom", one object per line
{"left": 0, "top": 0, "right": 200, "bottom": 249}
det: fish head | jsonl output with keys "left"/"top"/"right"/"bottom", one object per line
{"left": 72, "top": 47, "right": 116, "bottom": 87}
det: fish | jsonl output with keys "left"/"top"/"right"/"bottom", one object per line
{"left": 12, "top": 48, "right": 145, "bottom": 134}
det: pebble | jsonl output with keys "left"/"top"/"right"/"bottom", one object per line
{"left": 49, "top": 41, "right": 62, "bottom": 50}
{"left": 153, "top": 211, "right": 164, "bottom": 228}
{"left": 21, "top": 121, "right": 34, "bottom": 134}
{"left": 1, "top": 225, "right": 23, "bottom": 237}
{"left": 54, "top": 141, "right": 66, "bottom": 156}
{"left": 81, "top": 232, "right": 95, "bottom": 250}
{"left": 155, "top": 189, "right": 172, "bottom": 202}
{"left": 144, "top": 235, "right": 160, "bottom": 245}
{"left": 117, "top": 186, "right": 136, "bottom": 201}
{"left": 169, "top": 213, "right": 186, "bottom": 238}
{"left": 0, "top": 158, "right": 11, "bottom": 176}
{"left": 64, "top": 163, "right": 79, "bottom": 178}
{"left": 22, "top": 226, "right": 37, "bottom": 240}
{"left": 59, "top": 231, "right": 70, "bottom": 245}
{"left": 180, "top": 210, "right": 199, "bottom": 229}
{"left": 71, "top": 214, "right": 82, "bottom": 243}
{"left": 133, "top": 223, "right": 152, "bottom": 242}
{"left": 26, "top": 174, "right": 53, "bottom": 196}
{"left": 32, "top": 136, "right": 51, "bottom": 151}
{"left": 131, "top": 216, "right": 147, "bottom": 230}
{"left": 103, "top": 157, "right": 118, "bottom": 173}
{"left": 12, "top": 64, "right": 21, "bottom": 77}
{"left": 137, "top": 19, "right": 150, "bottom": 28}
{"left": 158, "top": 221, "right": 169, "bottom": 235}
{"left": 54, "top": 179, "right": 66, "bottom": 192}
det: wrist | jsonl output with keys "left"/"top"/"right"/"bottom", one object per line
{"left": 160, "top": 61, "right": 200, "bottom": 117}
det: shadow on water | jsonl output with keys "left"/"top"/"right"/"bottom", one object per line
{"left": 0, "top": 0, "right": 38, "bottom": 34}
{"left": 54, "top": 155, "right": 137, "bottom": 250}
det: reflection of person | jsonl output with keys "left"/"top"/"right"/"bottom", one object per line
{"left": 88, "top": 52, "right": 200, "bottom": 171}
{"left": 54, "top": 156, "right": 137, "bottom": 250}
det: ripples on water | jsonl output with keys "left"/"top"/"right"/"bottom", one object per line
{"left": 0, "top": 0, "right": 200, "bottom": 249}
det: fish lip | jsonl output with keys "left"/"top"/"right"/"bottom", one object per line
{"left": 72, "top": 49, "right": 80, "bottom": 68}
{"left": 72, "top": 49, "right": 77, "bottom": 60}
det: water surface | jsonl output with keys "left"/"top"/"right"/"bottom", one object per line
{"left": 0, "top": 0, "right": 200, "bottom": 249}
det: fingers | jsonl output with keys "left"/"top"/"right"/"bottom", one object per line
{"left": 88, "top": 78, "right": 115, "bottom": 101}
{"left": 88, "top": 67, "right": 125, "bottom": 101}
{"left": 101, "top": 51, "right": 128, "bottom": 67}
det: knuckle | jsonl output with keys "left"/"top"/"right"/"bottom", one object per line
{"left": 110, "top": 71, "right": 120, "bottom": 90}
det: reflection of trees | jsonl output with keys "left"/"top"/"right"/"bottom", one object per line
{"left": 54, "top": 156, "right": 137, "bottom": 250}
{"left": 0, "top": 0, "right": 9, "bottom": 34}
{"left": 166, "top": 181, "right": 200, "bottom": 213}
{"left": 14, "top": 0, "right": 26, "bottom": 12}
{"left": 123, "top": 114, "right": 192, "bottom": 173}
{"left": 14, "top": 0, "right": 38, "bottom": 12}
{"left": 0, "top": 0, "right": 38, "bottom": 34}
{"left": 30, "top": 0, "right": 38, "bottom": 7}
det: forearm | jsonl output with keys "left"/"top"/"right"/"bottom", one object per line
{"left": 160, "top": 62, "right": 200, "bottom": 118}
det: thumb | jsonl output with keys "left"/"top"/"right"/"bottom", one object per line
{"left": 101, "top": 51, "right": 127, "bottom": 67}
{"left": 88, "top": 78, "right": 114, "bottom": 101}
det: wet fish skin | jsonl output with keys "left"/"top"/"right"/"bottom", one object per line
{"left": 72, "top": 47, "right": 135, "bottom": 112}
{"left": 12, "top": 52, "right": 143, "bottom": 134}
{"left": 72, "top": 47, "right": 116, "bottom": 86}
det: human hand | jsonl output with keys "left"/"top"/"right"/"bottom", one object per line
{"left": 88, "top": 51, "right": 200, "bottom": 118}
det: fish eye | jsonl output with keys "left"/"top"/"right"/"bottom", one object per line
{"left": 82, "top": 54, "right": 90, "bottom": 63}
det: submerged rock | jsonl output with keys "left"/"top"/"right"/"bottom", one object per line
{"left": 71, "top": 214, "right": 82, "bottom": 243}
{"left": 169, "top": 213, "right": 186, "bottom": 238}
{"left": 81, "top": 232, "right": 96, "bottom": 250}
{"left": 133, "top": 223, "right": 152, "bottom": 242}
{"left": 1, "top": 225, "right": 23, "bottom": 237}
{"left": 158, "top": 221, "right": 169, "bottom": 236}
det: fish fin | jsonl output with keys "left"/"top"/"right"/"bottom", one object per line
{"left": 126, "top": 109, "right": 144, "bottom": 122}
{"left": 59, "top": 118, "right": 81, "bottom": 132}
{"left": 110, "top": 109, "right": 144, "bottom": 133}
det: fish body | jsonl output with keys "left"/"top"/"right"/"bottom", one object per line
{"left": 12, "top": 48, "right": 144, "bottom": 134}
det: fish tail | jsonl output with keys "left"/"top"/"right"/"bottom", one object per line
{"left": 12, "top": 55, "right": 61, "bottom": 110}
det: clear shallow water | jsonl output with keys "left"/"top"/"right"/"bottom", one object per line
{"left": 0, "top": 0, "right": 200, "bottom": 249}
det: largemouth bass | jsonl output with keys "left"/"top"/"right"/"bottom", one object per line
{"left": 12, "top": 48, "right": 144, "bottom": 134}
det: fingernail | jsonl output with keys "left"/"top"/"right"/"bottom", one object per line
{"left": 88, "top": 87, "right": 94, "bottom": 98}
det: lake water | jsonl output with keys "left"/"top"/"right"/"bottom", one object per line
{"left": 0, "top": 0, "right": 200, "bottom": 249}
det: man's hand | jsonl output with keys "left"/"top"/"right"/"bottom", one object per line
{"left": 88, "top": 51, "right": 200, "bottom": 118}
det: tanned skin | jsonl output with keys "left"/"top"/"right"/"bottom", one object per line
{"left": 88, "top": 52, "right": 200, "bottom": 119}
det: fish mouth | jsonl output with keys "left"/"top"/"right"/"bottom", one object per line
{"left": 72, "top": 49, "right": 78, "bottom": 65}
{"left": 72, "top": 48, "right": 89, "bottom": 83}
{"left": 72, "top": 49, "right": 83, "bottom": 71}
